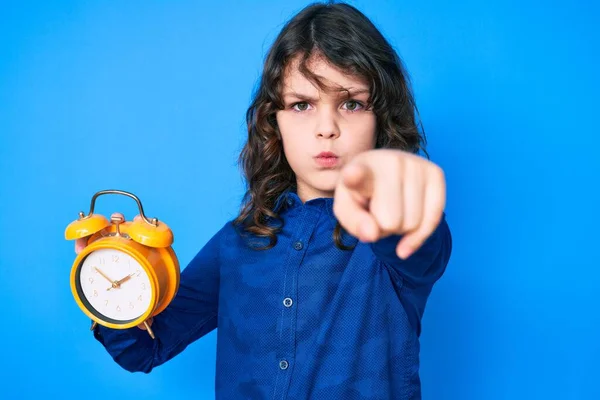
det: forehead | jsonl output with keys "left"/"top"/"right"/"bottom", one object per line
{"left": 282, "top": 54, "right": 369, "bottom": 94}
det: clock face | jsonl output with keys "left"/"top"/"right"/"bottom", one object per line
{"left": 77, "top": 248, "right": 152, "bottom": 323}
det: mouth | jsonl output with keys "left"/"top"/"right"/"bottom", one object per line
{"left": 314, "top": 152, "right": 339, "bottom": 168}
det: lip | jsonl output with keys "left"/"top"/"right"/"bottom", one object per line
{"left": 314, "top": 152, "right": 339, "bottom": 168}
{"left": 316, "top": 151, "right": 338, "bottom": 158}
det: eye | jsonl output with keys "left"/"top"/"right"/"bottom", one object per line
{"left": 342, "top": 100, "right": 364, "bottom": 112}
{"left": 291, "top": 102, "right": 312, "bottom": 112}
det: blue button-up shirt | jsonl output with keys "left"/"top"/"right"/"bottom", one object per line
{"left": 93, "top": 191, "right": 452, "bottom": 399}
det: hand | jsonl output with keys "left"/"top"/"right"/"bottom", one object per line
{"left": 333, "top": 149, "right": 446, "bottom": 259}
{"left": 138, "top": 317, "right": 154, "bottom": 332}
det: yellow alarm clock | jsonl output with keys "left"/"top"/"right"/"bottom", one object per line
{"left": 65, "top": 189, "right": 180, "bottom": 339}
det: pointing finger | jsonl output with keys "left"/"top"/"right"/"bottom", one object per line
{"left": 341, "top": 161, "right": 375, "bottom": 201}
{"left": 333, "top": 182, "right": 380, "bottom": 242}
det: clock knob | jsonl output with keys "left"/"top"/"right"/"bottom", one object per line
{"left": 111, "top": 214, "right": 125, "bottom": 237}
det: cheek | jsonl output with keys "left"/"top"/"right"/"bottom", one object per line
{"left": 277, "top": 112, "right": 307, "bottom": 143}
{"left": 365, "top": 120, "right": 377, "bottom": 147}
{"left": 276, "top": 111, "right": 292, "bottom": 141}
{"left": 276, "top": 112, "right": 304, "bottom": 162}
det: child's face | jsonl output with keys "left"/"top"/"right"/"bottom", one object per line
{"left": 276, "top": 55, "right": 377, "bottom": 201}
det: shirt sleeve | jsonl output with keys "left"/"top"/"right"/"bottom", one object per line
{"left": 92, "top": 222, "right": 228, "bottom": 373}
{"left": 370, "top": 213, "right": 452, "bottom": 288}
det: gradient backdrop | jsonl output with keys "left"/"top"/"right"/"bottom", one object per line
{"left": 1, "top": 0, "right": 598, "bottom": 399}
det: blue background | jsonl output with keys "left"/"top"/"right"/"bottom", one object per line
{"left": 1, "top": 0, "right": 598, "bottom": 398}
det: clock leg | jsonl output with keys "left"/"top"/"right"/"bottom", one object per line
{"left": 90, "top": 320, "right": 97, "bottom": 331}
{"left": 143, "top": 320, "right": 155, "bottom": 339}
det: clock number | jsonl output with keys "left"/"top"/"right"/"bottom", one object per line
{"left": 112, "top": 255, "right": 119, "bottom": 263}
{"left": 138, "top": 295, "right": 142, "bottom": 302}
{"left": 141, "top": 283, "right": 146, "bottom": 290}
{"left": 104, "top": 300, "right": 109, "bottom": 306}
{"left": 129, "top": 302, "right": 134, "bottom": 309}
{"left": 89, "top": 277, "right": 94, "bottom": 284}
{"left": 116, "top": 305, "right": 121, "bottom": 312}
{"left": 93, "top": 290, "right": 98, "bottom": 297}
{"left": 136, "top": 269, "right": 141, "bottom": 277}
{"left": 99, "top": 257, "right": 105, "bottom": 265}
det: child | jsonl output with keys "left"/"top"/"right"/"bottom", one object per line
{"left": 77, "top": 2, "right": 452, "bottom": 399}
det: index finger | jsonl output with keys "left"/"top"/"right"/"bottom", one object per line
{"left": 341, "top": 160, "right": 375, "bottom": 201}
{"left": 333, "top": 182, "right": 380, "bottom": 242}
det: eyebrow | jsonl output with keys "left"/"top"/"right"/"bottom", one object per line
{"left": 282, "top": 88, "right": 370, "bottom": 102}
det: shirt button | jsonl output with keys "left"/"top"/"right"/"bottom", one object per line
{"left": 293, "top": 241, "right": 303, "bottom": 250}
{"left": 279, "top": 360, "right": 289, "bottom": 370}
{"left": 283, "top": 298, "right": 293, "bottom": 307}
{"left": 286, "top": 198, "right": 293, "bottom": 206}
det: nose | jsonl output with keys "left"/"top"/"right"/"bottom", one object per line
{"left": 315, "top": 109, "right": 340, "bottom": 139}
{"left": 318, "top": 130, "right": 338, "bottom": 139}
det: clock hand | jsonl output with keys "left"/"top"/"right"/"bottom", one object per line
{"left": 94, "top": 267, "right": 115, "bottom": 284}
{"left": 106, "top": 273, "right": 136, "bottom": 291}
{"left": 115, "top": 273, "right": 135, "bottom": 286}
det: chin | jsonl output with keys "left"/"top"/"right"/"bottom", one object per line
{"left": 311, "top": 176, "right": 339, "bottom": 196}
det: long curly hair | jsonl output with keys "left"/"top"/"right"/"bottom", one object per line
{"left": 234, "top": 2, "right": 427, "bottom": 250}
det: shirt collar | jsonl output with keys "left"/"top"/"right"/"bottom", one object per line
{"left": 272, "top": 187, "right": 357, "bottom": 246}
{"left": 274, "top": 187, "right": 336, "bottom": 221}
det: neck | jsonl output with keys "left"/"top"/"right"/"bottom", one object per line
{"left": 296, "top": 184, "right": 334, "bottom": 204}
